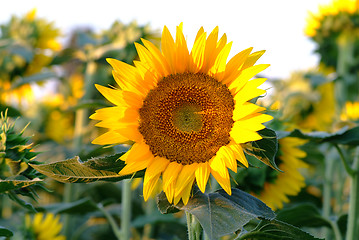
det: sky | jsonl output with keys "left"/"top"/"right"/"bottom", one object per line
{"left": 1, "top": 0, "right": 331, "bottom": 79}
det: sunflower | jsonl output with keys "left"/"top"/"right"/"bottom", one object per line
{"left": 25, "top": 213, "right": 65, "bottom": 240}
{"left": 254, "top": 137, "right": 308, "bottom": 210}
{"left": 91, "top": 24, "right": 272, "bottom": 205}
{"left": 305, "top": 0, "right": 358, "bottom": 37}
{"left": 305, "top": 0, "right": 359, "bottom": 72}
{"left": 340, "top": 101, "right": 359, "bottom": 121}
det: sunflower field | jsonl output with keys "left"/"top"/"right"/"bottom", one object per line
{"left": 1, "top": 1, "right": 359, "bottom": 239}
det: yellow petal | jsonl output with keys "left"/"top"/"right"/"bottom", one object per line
{"left": 175, "top": 23, "right": 190, "bottom": 73}
{"left": 119, "top": 154, "right": 154, "bottom": 176}
{"left": 242, "top": 50, "right": 266, "bottom": 70}
{"left": 195, "top": 162, "right": 210, "bottom": 193}
{"left": 190, "top": 28, "right": 206, "bottom": 72}
{"left": 174, "top": 177, "right": 195, "bottom": 205}
{"left": 230, "top": 124, "right": 262, "bottom": 144}
{"left": 220, "top": 145, "right": 237, "bottom": 173}
{"left": 223, "top": 47, "right": 253, "bottom": 85}
{"left": 163, "top": 162, "right": 183, "bottom": 203}
{"left": 209, "top": 154, "right": 227, "bottom": 180}
{"left": 229, "top": 65, "right": 269, "bottom": 96}
{"left": 174, "top": 163, "right": 198, "bottom": 198}
{"left": 233, "top": 102, "right": 265, "bottom": 121}
{"left": 161, "top": 25, "right": 176, "bottom": 72}
{"left": 210, "top": 165, "right": 231, "bottom": 195}
{"left": 143, "top": 173, "right": 161, "bottom": 201}
{"left": 106, "top": 58, "right": 146, "bottom": 96}
{"left": 228, "top": 143, "right": 248, "bottom": 167}
{"left": 141, "top": 38, "right": 171, "bottom": 76}
{"left": 143, "top": 157, "right": 170, "bottom": 187}
{"left": 91, "top": 131, "right": 128, "bottom": 145}
{"left": 235, "top": 113, "right": 273, "bottom": 131}
{"left": 95, "top": 84, "right": 143, "bottom": 108}
{"left": 232, "top": 78, "right": 268, "bottom": 105}
{"left": 119, "top": 142, "right": 154, "bottom": 175}
{"left": 209, "top": 41, "right": 233, "bottom": 81}
{"left": 201, "top": 26, "right": 219, "bottom": 72}
{"left": 114, "top": 124, "right": 143, "bottom": 142}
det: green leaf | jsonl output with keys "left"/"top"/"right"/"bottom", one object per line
{"left": 37, "top": 197, "right": 99, "bottom": 214}
{"left": 283, "top": 126, "right": 359, "bottom": 146}
{"left": 157, "top": 187, "right": 275, "bottom": 240}
{"left": 239, "top": 219, "right": 323, "bottom": 240}
{"left": 248, "top": 128, "right": 280, "bottom": 171}
{"left": 29, "top": 153, "right": 145, "bottom": 183}
{"left": 7, "top": 191, "right": 36, "bottom": 212}
{"left": 0, "top": 226, "right": 13, "bottom": 237}
{"left": 0, "top": 178, "right": 42, "bottom": 193}
{"left": 276, "top": 204, "right": 331, "bottom": 228}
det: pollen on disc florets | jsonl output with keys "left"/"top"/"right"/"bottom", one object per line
{"left": 139, "top": 72, "right": 235, "bottom": 165}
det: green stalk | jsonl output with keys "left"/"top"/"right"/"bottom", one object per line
{"left": 186, "top": 211, "right": 194, "bottom": 240}
{"left": 346, "top": 147, "right": 359, "bottom": 240}
{"left": 329, "top": 220, "right": 342, "bottom": 240}
{"left": 98, "top": 203, "right": 122, "bottom": 239}
{"left": 323, "top": 157, "right": 335, "bottom": 239}
{"left": 63, "top": 60, "right": 97, "bottom": 238}
{"left": 121, "top": 179, "right": 131, "bottom": 240}
{"left": 336, "top": 33, "right": 355, "bottom": 106}
{"left": 186, "top": 212, "right": 202, "bottom": 240}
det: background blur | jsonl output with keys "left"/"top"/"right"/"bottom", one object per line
{"left": 1, "top": 0, "right": 331, "bottom": 79}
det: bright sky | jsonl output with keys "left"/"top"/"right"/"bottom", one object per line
{"left": 1, "top": 0, "right": 331, "bottom": 79}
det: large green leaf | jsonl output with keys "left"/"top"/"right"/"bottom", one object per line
{"left": 282, "top": 126, "right": 359, "bottom": 146}
{"left": 276, "top": 204, "right": 331, "bottom": 228}
{"left": 157, "top": 187, "right": 275, "bottom": 240}
{"left": 247, "top": 128, "right": 280, "bottom": 171}
{"left": 239, "top": 219, "right": 323, "bottom": 240}
{"left": 0, "top": 226, "right": 13, "bottom": 237}
{"left": 29, "top": 153, "right": 145, "bottom": 183}
{"left": 0, "top": 178, "right": 42, "bottom": 194}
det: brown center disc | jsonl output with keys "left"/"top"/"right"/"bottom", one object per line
{"left": 139, "top": 72, "right": 235, "bottom": 165}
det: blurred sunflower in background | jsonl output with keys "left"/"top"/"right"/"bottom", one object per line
{"left": 305, "top": 0, "right": 359, "bottom": 103}
{"left": 341, "top": 101, "right": 359, "bottom": 121}
{"left": 0, "top": 9, "right": 61, "bottom": 106}
{"left": 24, "top": 213, "right": 65, "bottom": 240}
{"left": 91, "top": 24, "right": 272, "bottom": 205}
{"left": 253, "top": 137, "right": 308, "bottom": 210}
{"left": 271, "top": 71, "right": 336, "bottom": 132}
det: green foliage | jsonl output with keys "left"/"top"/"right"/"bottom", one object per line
{"left": 30, "top": 153, "right": 145, "bottom": 183}
{"left": 158, "top": 187, "right": 275, "bottom": 239}
{"left": 239, "top": 219, "right": 323, "bottom": 240}
{"left": 276, "top": 204, "right": 331, "bottom": 228}
{"left": 246, "top": 128, "right": 280, "bottom": 171}
{"left": 282, "top": 126, "right": 359, "bottom": 146}
{"left": 0, "top": 178, "right": 42, "bottom": 194}
{"left": 0, "top": 226, "right": 13, "bottom": 237}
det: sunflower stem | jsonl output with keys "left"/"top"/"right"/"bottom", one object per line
{"left": 63, "top": 60, "right": 97, "bottom": 238}
{"left": 334, "top": 144, "right": 355, "bottom": 177}
{"left": 186, "top": 211, "right": 194, "bottom": 240}
{"left": 323, "top": 156, "right": 335, "bottom": 239}
{"left": 98, "top": 203, "right": 122, "bottom": 239}
{"left": 186, "top": 211, "right": 202, "bottom": 240}
{"left": 121, "top": 179, "right": 132, "bottom": 240}
{"left": 336, "top": 32, "right": 356, "bottom": 105}
{"left": 346, "top": 147, "right": 359, "bottom": 240}
{"left": 329, "top": 220, "right": 342, "bottom": 240}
